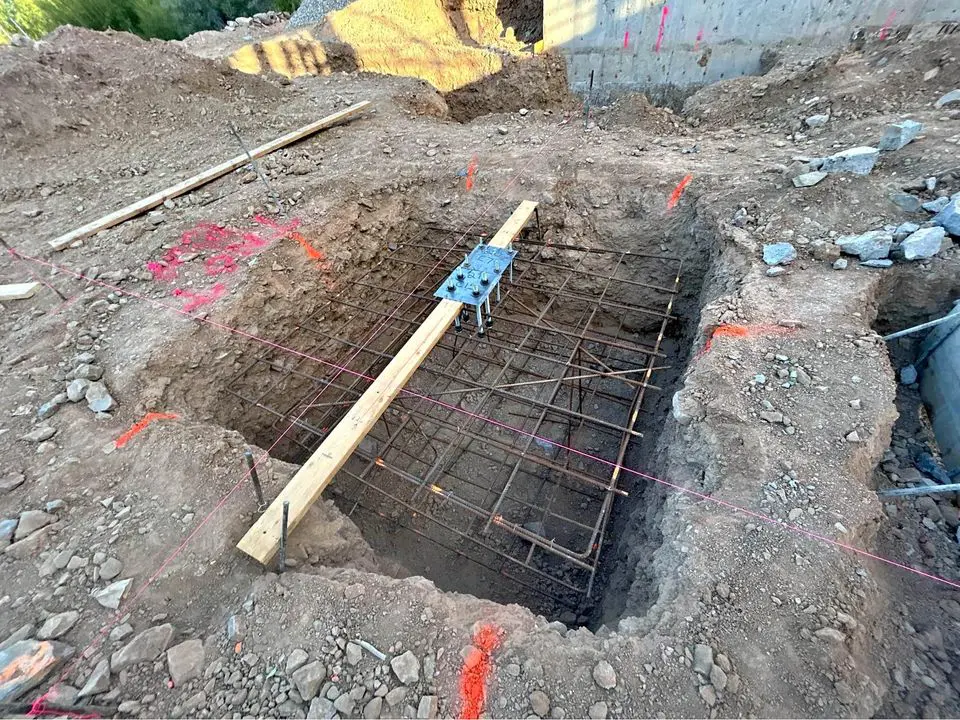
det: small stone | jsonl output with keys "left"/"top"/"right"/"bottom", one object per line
{"left": 345, "top": 642, "right": 362, "bottom": 666}
{"left": 307, "top": 696, "right": 337, "bottom": 719}
{"left": 845, "top": 430, "right": 862, "bottom": 443}
{"left": 814, "top": 627, "right": 847, "bottom": 643}
{"left": 835, "top": 230, "right": 892, "bottom": 260}
{"left": 699, "top": 684, "right": 718, "bottom": 707}
{"left": 924, "top": 197, "right": 951, "bottom": 214}
{"left": 894, "top": 222, "right": 920, "bottom": 241}
{"left": 37, "top": 611, "right": 80, "bottom": 641}
{"left": 363, "top": 697, "right": 384, "bottom": 719}
{"left": 0, "top": 474, "right": 25, "bottom": 494}
{"left": 385, "top": 687, "right": 408, "bottom": 707}
{"left": 816, "top": 146, "right": 879, "bottom": 175}
{"left": 78, "top": 659, "right": 110, "bottom": 697}
{"left": 0, "top": 519, "right": 16, "bottom": 543}
{"left": 693, "top": 645, "right": 714, "bottom": 675}
{"left": 286, "top": 648, "right": 309, "bottom": 674}
{"left": 110, "top": 624, "right": 174, "bottom": 671}
{"left": 72, "top": 364, "right": 104, "bottom": 381}
{"left": 66, "top": 379, "right": 90, "bottom": 402}
{"left": 890, "top": 192, "right": 922, "bottom": 212}
{"left": 932, "top": 196, "right": 960, "bottom": 237}
{"left": 391, "top": 650, "right": 420, "bottom": 685}
{"left": 109, "top": 623, "right": 133, "bottom": 642}
{"left": 804, "top": 114, "right": 829, "bottom": 128}
{"left": 924, "top": 68, "right": 940, "bottom": 81}
{"left": 592, "top": 659, "right": 617, "bottom": 689}
{"left": 99, "top": 557, "right": 123, "bottom": 581}
{"left": 21, "top": 426, "right": 56, "bottom": 443}
{"left": 902, "top": 227, "right": 946, "bottom": 259}
{"left": 588, "top": 701, "right": 608, "bottom": 720}
{"left": 14, "top": 510, "right": 56, "bottom": 540}
{"left": 792, "top": 171, "right": 827, "bottom": 187}
{"left": 417, "top": 695, "right": 439, "bottom": 719}
{"left": 530, "top": 690, "right": 550, "bottom": 716}
{"left": 860, "top": 259, "right": 893, "bottom": 268}
{"left": 334, "top": 693, "right": 356, "bottom": 715}
{"left": 710, "top": 664, "right": 728, "bottom": 691}
{"left": 167, "top": 639, "right": 205, "bottom": 686}
{"left": 878, "top": 120, "right": 923, "bottom": 152}
{"left": 92, "top": 579, "right": 131, "bottom": 609}
{"left": 84, "top": 382, "right": 115, "bottom": 413}
{"left": 901, "top": 365, "right": 918, "bottom": 385}
{"left": 934, "top": 89, "right": 960, "bottom": 108}
{"left": 762, "top": 242, "right": 797, "bottom": 266}
{"left": 497, "top": 126, "right": 508, "bottom": 135}
{"left": 292, "top": 660, "right": 326, "bottom": 700}
{"left": 760, "top": 410, "right": 784, "bottom": 424}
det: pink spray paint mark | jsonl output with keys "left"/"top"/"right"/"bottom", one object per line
{"left": 879, "top": 10, "right": 896, "bottom": 39}
{"left": 623, "top": 29, "right": 630, "bottom": 49}
{"left": 205, "top": 254, "right": 237, "bottom": 276}
{"left": 173, "top": 282, "right": 226, "bottom": 312}
{"left": 655, "top": 5, "right": 669, "bottom": 53}
{"left": 694, "top": 27, "right": 704, "bottom": 51}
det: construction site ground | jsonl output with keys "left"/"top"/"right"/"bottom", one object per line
{"left": 1, "top": 17, "right": 960, "bottom": 720}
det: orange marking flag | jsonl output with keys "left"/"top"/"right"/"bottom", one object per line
{"left": 667, "top": 173, "right": 694, "bottom": 211}
{"left": 115, "top": 412, "right": 179, "bottom": 449}
{"left": 459, "top": 624, "right": 503, "bottom": 719}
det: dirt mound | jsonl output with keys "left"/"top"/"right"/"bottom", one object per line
{"left": 443, "top": 51, "right": 571, "bottom": 122}
{"left": 0, "top": 26, "right": 284, "bottom": 154}
{"left": 683, "top": 31, "right": 960, "bottom": 129}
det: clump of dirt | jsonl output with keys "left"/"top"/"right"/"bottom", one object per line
{"left": 599, "top": 91, "right": 690, "bottom": 135}
{"left": 443, "top": 51, "right": 571, "bottom": 122}
{"left": 0, "top": 26, "right": 286, "bottom": 152}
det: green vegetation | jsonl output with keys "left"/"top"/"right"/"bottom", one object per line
{"left": 0, "top": 0, "right": 301, "bottom": 42}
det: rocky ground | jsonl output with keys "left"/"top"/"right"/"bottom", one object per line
{"left": 1, "top": 16, "right": 960, "bottom": 720}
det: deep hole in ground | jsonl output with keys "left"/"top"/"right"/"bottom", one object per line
{"left": 167, "top": 201, "right": 716, "bottom": 627}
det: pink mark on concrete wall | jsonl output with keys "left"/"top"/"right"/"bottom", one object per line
{"left": 879, "top": 10, "right": 897, "bottom": 39}
{"left": 694, "top": 27, "right": 704, "bottom": 51}
{"left": 655, "top": 5, "right": 669, "bottom": 52}
{"left": 623, "top": 29, "right": 630, "bottom": 49}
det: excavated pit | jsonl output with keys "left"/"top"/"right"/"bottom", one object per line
{"left": 202, "top": 205, "right": 714, "bottom": 625}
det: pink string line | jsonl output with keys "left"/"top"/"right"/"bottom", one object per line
{"left": 8, "top": 247, "right": 960, "bottom": 593}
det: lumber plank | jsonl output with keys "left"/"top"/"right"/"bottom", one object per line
{"left": 237, "top": 200, "right": 538, "bottom": 564}
{"left": 48, "top": 101, "right": 372, "bottom": 251}
{"left": 0, "top": 282, "right": 41, "bottom": 300}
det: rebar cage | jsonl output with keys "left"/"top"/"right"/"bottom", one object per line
{"left": 227, "top": 217, "right": 682, "bottom": 613}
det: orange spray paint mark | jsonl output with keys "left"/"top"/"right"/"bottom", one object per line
{"left": 289, "top": 231, "right": 327, "bottom": 263}
{"left": 115, "top": 412, "right": 179, "bottom": 449}
{"left": 667, "top": 173, "right": 694, "bottom": 211}
{"left": 697, "top": 323, "right": 798, "bottom": 359}
{"left": 465, "top": 154, "right": 479, "bottom": 191}
{"left": 458, "top": 624, "right": 503, "bottom": 719}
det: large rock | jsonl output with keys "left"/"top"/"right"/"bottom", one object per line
{"left": 900, "top": 227, "right": 946, "bottom": 260}
{"left": 835, "top": 231, "right": 892, "bottom": 260}
{"left": 934, "top": 89, "right": 960, "bottom": 108}
{"left": 816, "top": 146, "right": 879, "bottom": 175}
{"left": 0, "top": 640, "right": 74, "bottom": 702}
{"left": 37, "top": 611, "right": 79, "bottom": 640}
{"left": 78, "top": 659, "right": 110, "bottom": 698}
{"left": 878, "top": 120, "right": 923, "bottom": 151}
{"left": 932, "top": 196, "right": 960, "bottom": 237}
{"left": 14, "top": 510, "right": 56, "bottom": 541}
{"left": 167, "top": 639, "right": 205, "bottom": 686}
{"left": 110, "top": 624, "right": 173, "bottom": 671}
{"left": 291, "top": 660, "right": 326, "bottom": 700}
{"left": 85, "top": 382, "right": 115, "bottom": 413}
{"left": 390, "top": 650, "right": 420, "bottom": 685}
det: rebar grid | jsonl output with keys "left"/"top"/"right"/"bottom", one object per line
{"left": 226, "top": 223, "right": 682, "bottom": 611}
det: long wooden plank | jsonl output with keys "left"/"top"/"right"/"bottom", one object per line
{"left": 237, "top": 200, "right": 539, "bottom": 564}
{"left": 48, "top": 101, "right": 372, "bottom": 251}
{"left": 0, "top": 282, "right": 41, "bottom": 300}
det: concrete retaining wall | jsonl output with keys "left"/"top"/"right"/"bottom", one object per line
{"left": 543, "top": 0, "right": 960, "bottom": 97}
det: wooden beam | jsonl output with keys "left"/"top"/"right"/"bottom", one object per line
{"left": 0, "top": 282, "right": 41, "bottom": 300}
{"left": 48, "top": 102, "right": 372, "bottom": 252}
{"left": 237, "top": 200, "right": 538, "bottom": 564}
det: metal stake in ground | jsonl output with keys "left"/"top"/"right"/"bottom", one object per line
{"left": 228, "top": 122, "right": 283, "bottom": 215}
{"left": 244, "top": 448, "right": 267, "bottom": 511}
{"left": 278, "top": 500, "right": 290, "bottom": 573}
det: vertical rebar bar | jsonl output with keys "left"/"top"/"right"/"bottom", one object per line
{"left": 244, "top": 449, "right": 266, "bottom": 511}
{"left": 278, "top": 501, "right": 290, "bottom": 573}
